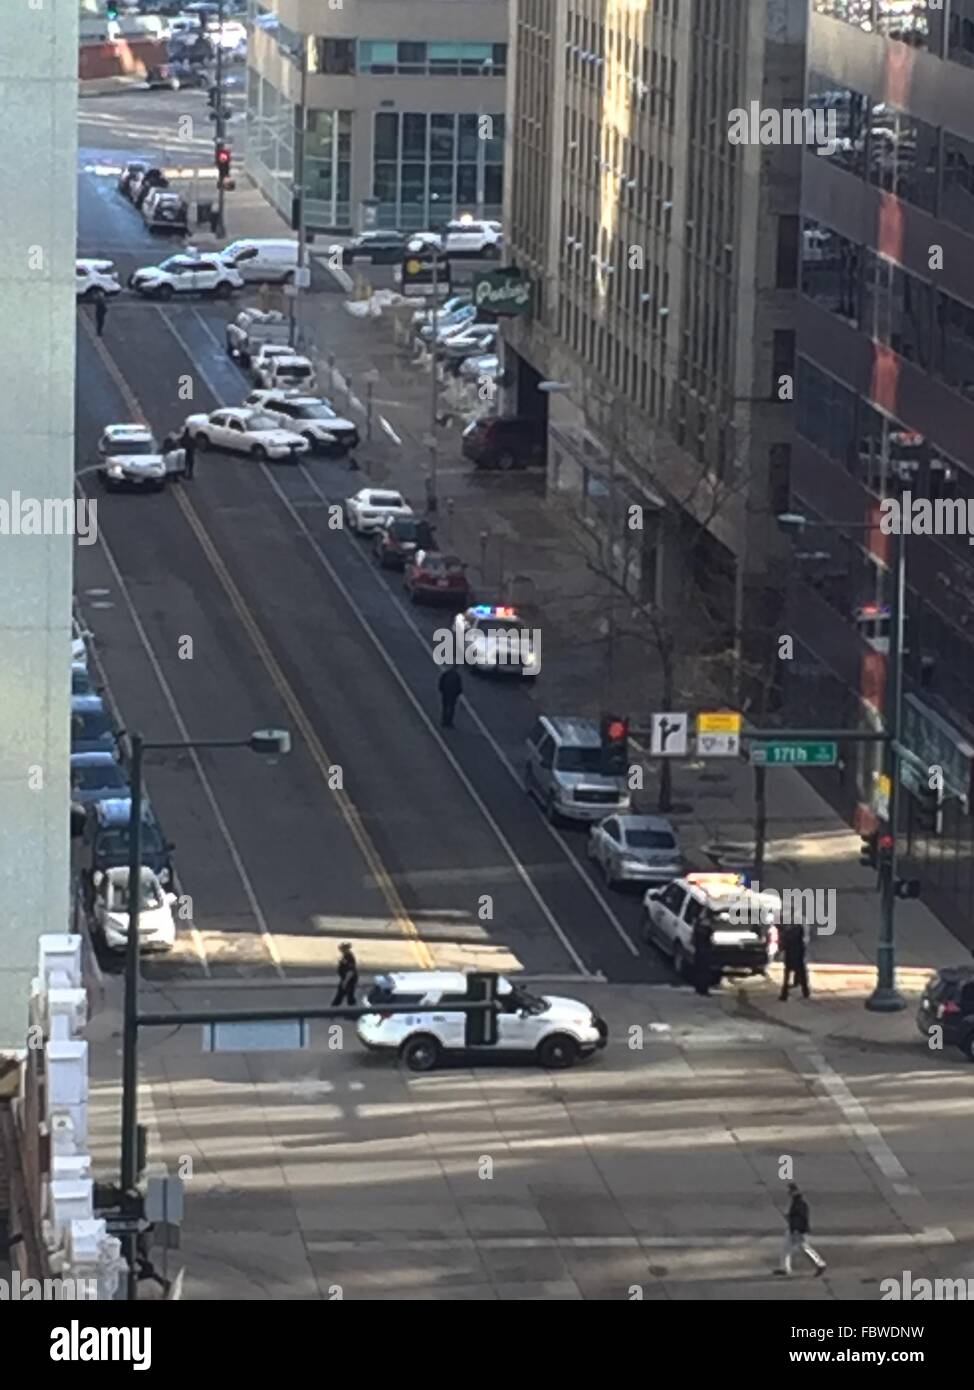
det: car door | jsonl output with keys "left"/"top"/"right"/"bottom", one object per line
{"left": 597, "top": 818, "right": 621, "bottom": 873}
{"left": 207, "top": 411, "right": 232, "bottom": 448}
{"left": 225, "top": 417, "right": 250, "bottom": 452}
{"left": 462, "top": 974, "right": 499, "bottom": 1049}
{"left": 653, "top": 882, "right": 687, "bottom": 949}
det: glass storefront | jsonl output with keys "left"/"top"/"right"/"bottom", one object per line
{"left": 304, "top": 111, "right": 352, "bottom": 229}
{"left": 372, "top": 112, "right": 505, "bottom": 229}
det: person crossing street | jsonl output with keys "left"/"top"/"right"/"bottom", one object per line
{"left": 332, "top": 942, "right": 359, "bottom": 1007}
{"left": 775, "top": 1183, "right": 826, "bottom": 1277}
{"left": 438, "top": 666, "right": 463, "bottom": 728}
{"left": 94, "top": 296, "right": 107, "bottom": 337}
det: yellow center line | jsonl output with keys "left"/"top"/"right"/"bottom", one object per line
{"left": 80, "top": 313, "right": 434, "bottom": 971}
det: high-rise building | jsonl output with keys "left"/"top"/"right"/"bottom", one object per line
{"left": 792, "top": 2, "right": 974, "bottom": 937}
{"left": 502, "top": 0, "right": 807, "bottom": 687}
{"left": 0, "top": 3, "right": 77, "bottom": 1046}
{"left": 246, "top": 0, "right": 508, "bottom": 233}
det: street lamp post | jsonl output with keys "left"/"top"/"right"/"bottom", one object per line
{"left": 119, "top": 727, "right": 291, "bottom": 1298}
{"left": 214, "top": 0, "right": 226, "bottom": 238}
{"left": 364, "top": 368, "right": 379, "bottom": 443}
{"left": 777, "top": 511, "right": 907, "bottom": 1013}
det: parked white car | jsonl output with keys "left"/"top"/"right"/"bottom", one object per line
{"left": 443, "top": 218, "right": 503, "bottom": 257}
{"left": 76, "top": 259, "right": 122, "bottom": 301}
{"left": 249, "top": 342, "right": 301, "bottom": 384}
{"left": 96, "top": 424, "right": 169, "bottom": 492}
{"left": 248, "top": 392, "right": 359, "bottom": 454}
{"left": 357, "top": 971, "right": 608, "bottom": 1072}
{"left": 183, "top": 407, "right": 309, "bottom": 461}
{"left": 344, "top": 487, "right": 413, "bottom": 534}
{"left": 91, "top": 866, "right": 176, "bottom": 953}
{"left": 129, "top": 254, "right": 243, "bottom": 300}
{"left": 642, "top": 872, "right": 778, "bottom": 979}
{"left": 253, "top": 352, "right": 317, "bottom": 392}
{"left": 587, "top": 814, "right": 683, "bottom": 889}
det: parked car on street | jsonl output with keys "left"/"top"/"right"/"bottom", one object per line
{"left": 333, "top": 230, "right": 408, "bottom": 265}
{"left": 403, "top": 550, "right": 470, "bottom": 607}
{"left": 525, "top": 715, "right": 631, "bottom": 825}
{"left": 252, "top": 352, "right": 317, "bottom": 393}
{"left": 90, "top": 866, "right": 177, "bottom": 954}
{"left": 454, "top": 604, "right": 539, "bottom": 677}
{"left": 225, "top": 308, "right": 290, "bottom": 366}
{"left": 588, "top": 814, "right": 684, "bottom": 889}
{"left": 129, "top": 255, "right": 243, "bottom": 300}
{"left": 250, "top": 393, "right": 358, "bottom": 454}
{"left": 441, "top": 324, "right": 498, "bottom": 367}
{"left": 70, "top": 752, "right": 129, "bottom": 812}
{"left": 642, "top": 873, "right": 779, "bottom": 981}
{"left": 76, "top": 259, "right": 122, "bottom": 301}
{"left": 411, "top": 293, "right": 470, "bottom": 328}
{"left": 142, "top": 190, "right": 189, "bottom": 233}
{"left": 462, "top": 415, "right": 546, "bottom": 470}
{"left": 344, "top": 488, "right": 413, "bottom": 535}
{"left": 916, "top": 967, "right": 974, "bottom": 1061}
{"left": 80, "top": 798, "right": 175, "bottom": 898}
{"left": 418, "top": 302, "right": 476, "bottom": 342}
{"left": 443, "top": 218, "right": 503, "bottom": 257}
{"left": 96, "top": 424, "right": 170, "bottom": 493}
{"left": 218, "top": 238, "right": 299, "bottom": 285}
{"left": 131, "top": 167, "right": 168, "bottom": 209}
{"left": 458, "top": 352, "right": 500, "bottom": 382}
{"left": 357, "top": 971, "right": 607, "bottom": 1072}
{"left": 70, "top": 694, "right": 117, "bottom": 756}
{"left": 372, "top": 515, "right": 435, "bottom": 570}
{"left": 183, "top": 407, "right": 309, "bottom": 461}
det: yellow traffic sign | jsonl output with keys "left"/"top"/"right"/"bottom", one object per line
{"left": 697, "top": 711, "right": 742, "bottom": 734}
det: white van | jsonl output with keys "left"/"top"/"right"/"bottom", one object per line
{"left": 218, "top": 238, "right": 299, "bottom": 285}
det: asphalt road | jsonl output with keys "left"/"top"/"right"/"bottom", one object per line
{"left": 75, "top": 115, "right": 677, "bottom": 989}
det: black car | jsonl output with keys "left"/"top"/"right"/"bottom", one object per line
{"left": 133, "top": 168, "right": 168, "bottom": 210}
{"left": 339, "top": 230, "right": 408, "bottom": 265}
{"left": 373, "top": 515, "right": 435, "bottom": 570}
{"left": 80, "top": 797, "right": 175, "bottom": 905}
{"left": 916, "top": 967, "right": 974, "bottom": 1059}
{"left": 461, "top": 415, "right": 546, "bottom": 471}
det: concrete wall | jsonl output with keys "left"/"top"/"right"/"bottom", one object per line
{"left": 0, "top": 0, "right": 77, "bottom": 1047}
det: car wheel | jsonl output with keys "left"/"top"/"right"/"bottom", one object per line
{"left": 252, "top": 444, "right": 268, "bottom": 460}
{"left": 496, "top": 450, "right": 516, "bottom": 472}
{"left": 215, "top": 280, "right": 233, "bottom": 299}
{"left": 400, "top": 1034, "right": 441, "bottom": 1073}
{"left": 301, "top": 433, "right": 317, "bottom": 450}
{"left": 156, "top": 283, "right": 174, "bottom": 302}
{"left": 537, "top": 1034, "right": 578, "bottom": 1070}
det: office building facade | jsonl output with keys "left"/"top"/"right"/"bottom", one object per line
{"left": 790, "top": 1, "right": 974, "bottom": 942}
{"left": 502, "top": 0, "right": 806, "bottom": 689}
{"left": 246, "top": 0, "right": 507, "bottom": 233}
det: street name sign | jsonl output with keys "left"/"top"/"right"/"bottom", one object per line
{"left": 750, "top": 740, "right": 838, "bottom": 767}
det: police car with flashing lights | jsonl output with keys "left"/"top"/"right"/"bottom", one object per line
{"left": 454, "top": 604, "right": 540, "bottom": 677}
{"left": 356, "top": 971, "right": 608, "bottom": 1072}
{"left": 642, "top": 872, "right": 779, "bottom": 979}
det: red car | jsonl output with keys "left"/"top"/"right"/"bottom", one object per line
{"left": 403, "top": 551, "right": 470, "bottom": 607}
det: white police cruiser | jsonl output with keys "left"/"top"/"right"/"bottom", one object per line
{"left": 356, "top": 970, "right": 608, "bottom": 1072}
{"left": 642, "top": 872, "right": 779, "bottom": 979}
{"left": 454, "top": 604, "right": 540, "bottom": 677}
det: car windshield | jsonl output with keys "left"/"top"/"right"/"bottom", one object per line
{"left": 555, "top": 747, "right": 604, "bottom": 774}
{"left": 370, "top": 494, "right": 403, "bottom": 508}
{"left": 72, "top": 709, "right": 112, "bottom": 741}
{"left": 106, "top": 878, "right": 165, "bottom": 912}
{"left": 625, "top": 829, "right": 677, "bottom": 850}
{"left": 158, "top": 257, "right": 185, "bottom": 272}
{"left": 98, "top": 822, "right": 165, "bottom": 858}
{"left": 509, "top": 985, "right": 549, "bottom": 1015}
{"left": 392, "top": 519, "right": 426, "bottom": 541}
{"left": 279, "top": 364, "right": 312, "bottom": 377}
{"left": 107, "top": 438, "right": 156, "bottom": 456}
{"left": 72, "top": 763, "right": 127, "bottom": 793}
{"left": 291, "top": 403, "right": 333, "bottom": 420}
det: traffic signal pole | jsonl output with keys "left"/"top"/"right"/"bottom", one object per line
{"left": 214, "top": 0, "right": 226, "bottom": 237}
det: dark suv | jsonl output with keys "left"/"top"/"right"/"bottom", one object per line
{"left": 373, "top": 515, "right": 435, "bottom": 570}
{"left": 916, "top": 967, "right": 974, "bottom": 1060}
{"left": 340, "top": 230, "right": 407, "bottom": 265}
{"left": 81, "top": 798, "right": 174, "bottom": 905}
{"left": 461, "top": 415, "right": 546, "bottom": 471}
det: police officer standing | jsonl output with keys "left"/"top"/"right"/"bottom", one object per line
{"left": 438, "top": 666, "right": 463, "bottom": 728}
{"left": 180, "top": 426, "right": 196, "bottom": 481}
{"left": 94, "top": 296, "right": 108, "bottom": 337}
{"left": 779, "top": 921, "right": 810, "bottom": 1001}
{"left": 692, "top": 916, "right": 714, "bottom": 996}
{"left": 332, "top": 942, "right": 359, "bottom": 1006}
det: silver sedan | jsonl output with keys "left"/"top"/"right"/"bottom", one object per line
{"left": 588, "top": 814, "right": 684, "bottom": 889}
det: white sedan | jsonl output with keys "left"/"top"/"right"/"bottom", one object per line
{"left": 344, "top": 487, "right": 413, "bottom": 535}
{"left": 91, "top": 866, "right": 176, "bottom": 953}
{"left": 76, "top": 259, "right": 122, "bottom": 301}
{"left": 183, "top": 407, "right": 310, "bottom": 461}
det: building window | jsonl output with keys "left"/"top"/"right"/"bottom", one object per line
{"left": 356, "top": 40, "right": 506, "bottom": 76}
{"left": 801, "top": 220, "right": 860, "bottom": 326}
{"left": 867, "top": 102, "right": 939, "bottom": 213}
{"left": 807, "top": 77, "right": 870, "bottom": 179}
{"left": 796, "top": 357, "right": 857, "bottom": 465}
{"left": 304, "top": 110, "right": 352, "bottom": 228}
{"left": 943, "top": 129, "right": 974, "bottom": 235}
{"left": 948, "top": 0, "right": 974, "bottom": 67}
{"left": 776, "top": 215, "right": 799, "bottom": 288}
{"left": 936, "top": 291, "right": 974, "bottom": 403}
{"left": 312, "top": 38, "right": 355, "bottom": 74}
{"left": 371, "top": 112, "right": 505, "bottom": 228}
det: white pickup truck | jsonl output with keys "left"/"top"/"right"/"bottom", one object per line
{"left": 225, "top": 308, "right": 290, "bottom": 368}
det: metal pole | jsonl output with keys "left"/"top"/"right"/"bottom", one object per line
{"left": 430, "top": 251, "right": 439, "bottom": 439}
{"left": 293, "top": 38, "right": 310, "bottom": 349}
{"left": 121, "top": 732, "right": 143, "bottom": 1300}
{"left": 366, "top": 379, "right": 374, "bottom": 442}
{"left": 867, "top": 527, "right": 907, "bottom": 1012}
{"left": 753, "top": 763, "right": 767, "bottom": 883}
{"left": 215, "top": 0, "right": 225, "bottom": 238}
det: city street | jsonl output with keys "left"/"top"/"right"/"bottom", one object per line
{"left": 74, "top": 91, "right": 974, "bottom": 1303}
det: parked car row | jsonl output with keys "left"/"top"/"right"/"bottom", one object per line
{"left": 333, "top": 218, "right": 502, "bottom": 267}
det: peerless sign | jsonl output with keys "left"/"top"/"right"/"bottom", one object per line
{"left": 472, "top": 268, "right": 534, "bottom": 317}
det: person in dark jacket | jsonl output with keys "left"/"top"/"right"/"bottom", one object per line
{"left": 776, "top": 1182, "right": 826, "bottom": 1276}
{"left": 438, "top": 666, "right": 463, "bottom": 728}
{"left": 180, "top": 427, "right": 196, "bottom": 480}
{"left": 94, "top": 296, "right": 108, "bottom": 337}
{"left": 691, "top": 916, "right": 714, "bottom": 996}
{"left": 332, "top": 942, "right": 359, "bottom": 1006}
{"left": 779, "top": 921, "right": 810, "bottom": 1001}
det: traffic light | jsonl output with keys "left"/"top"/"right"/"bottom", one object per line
{"left": 215, "top": 143, "right": 232, "bottom": 181}
{"left": 600, "top": 713, "right": 629, "bottom": 777}
{"left": 106, "top": 1, "right": 119, "bottom": 19}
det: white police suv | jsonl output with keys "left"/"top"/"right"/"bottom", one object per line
{"left": 356, "top": 970, "right": 608, "bottom": 1072}
{"left": 454, "top": 604, "right": 540, "bottom": 677}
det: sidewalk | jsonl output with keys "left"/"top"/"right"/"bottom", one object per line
{"left": 222, "top": 183, "right": 971, "bottom": 1046}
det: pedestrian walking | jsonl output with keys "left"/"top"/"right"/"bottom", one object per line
{"left": 775, "top": 1182, "right": 826, "bottom": 1276}
{"left": 691, "top": 916, "right": 714, "bottom": 996}
{"left": 779, "top": 921, "right": 811, "bottom": 1002}
{"left": 438, "top": 666, "right": 462, "bottom": 728}
{"left": 332, "top": 942, "right": 359, "bottom": 1007}
{"left": 94, "top": 296, "right": 107, "bottom": 337}
{"left": 180, "top": 428, "right": 196, "bottom": 481}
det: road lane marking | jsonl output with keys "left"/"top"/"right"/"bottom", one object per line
{"left": 156, "top": 311, "right": 435, "bottom": 971}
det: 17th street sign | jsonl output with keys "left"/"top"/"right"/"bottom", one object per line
{"left": 750, "top": 740, "right": 838, "bottom": 767}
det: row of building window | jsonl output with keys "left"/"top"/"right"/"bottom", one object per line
{"left": 796, "top": 355, "right": 968, "bottom": 506}
{"left": 813, "top": 0, "right": 974, "bottom": 67}
{"left": 312, "top": 39, "right": 507, "bottom": 77}
{"left": 372, "top": 113, "right": 504, "bottom": 227}
{"left": 808, "top": 75, "right": 974, "bottom": 233}
{"left": 802, "top": 217, "right": 974, "bottom": 402}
